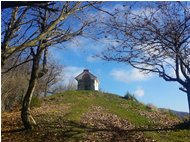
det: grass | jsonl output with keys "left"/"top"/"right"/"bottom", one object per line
{"left": 46, "top": 90, "right": 153, "bottom": 126}
{"left": 30, "top": 95, "right": 42, "bottom": 108}
{"left": 2, "top": 90, "right": 190, "bottom": 142}
{"left": 144, "top": 130, "right": 190, "bottom": 142}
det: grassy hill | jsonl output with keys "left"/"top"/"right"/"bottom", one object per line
{"left": 2, "top": 90, "right": 190, "bottom": 142}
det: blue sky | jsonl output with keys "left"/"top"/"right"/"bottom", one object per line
{"left": 49, "top": 2, "right": 189, "bottom": 112}
{"left": 50, "top": 37, "right": 188, "bottom": 113}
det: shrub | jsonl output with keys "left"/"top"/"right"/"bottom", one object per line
{"left": 123, "top": 92, "right": 138, "bottom": 102}
{"left": 146, "top": 103, "right": 158, "bottom": 111}
{"left": 30, "top": 95, "right": 42, "bottom": 108}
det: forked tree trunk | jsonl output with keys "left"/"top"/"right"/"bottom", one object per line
{"left": 21, "top": 6, "right": 47, "bottom": 129}
{"left": 21, "top": 56, "right": 39, "bottom": 130}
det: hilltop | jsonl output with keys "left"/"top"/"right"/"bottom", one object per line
{"left": 2, "top": 91, "right": 190, "bottom": 142}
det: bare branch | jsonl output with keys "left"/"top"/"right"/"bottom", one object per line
{"left": 101, "top": 1, "right": 190, "bottom": 93}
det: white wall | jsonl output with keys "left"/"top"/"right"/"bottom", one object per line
{"left": 94, "top": 80, "right": 99, "bottom": 91}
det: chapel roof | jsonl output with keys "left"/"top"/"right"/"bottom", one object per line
{"left": 75, "top": 69, "right": 98, "bottom": 81}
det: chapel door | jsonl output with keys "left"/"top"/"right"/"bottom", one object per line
{"left": 82, "top": 74, "right": 91, "bottom": 90}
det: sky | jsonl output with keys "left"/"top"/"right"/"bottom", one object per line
{"left": 49, "top": 1, "right": 189, "bottom": 113}
{"left": 50, "top": 38, "right": 188, "bottom": 113}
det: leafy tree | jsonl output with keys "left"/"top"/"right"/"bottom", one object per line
{"left": 101, "top": 2, "right": 190, "bottom": 116}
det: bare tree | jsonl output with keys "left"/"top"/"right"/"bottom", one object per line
{"left": 2, "top": 1, "right": 101, "bottom": 129}
{"left": 51, "top": 78, "right": 77, "bottom": 94}
{"left": 1, "top": 54, "right": 63, "bottom": 111}
{"left": 101, "top": 2, "right": 190, "bottom": 115}
{"left": 1, "top": 1, "right": 97, "bottom": 66}
{"left": 35, "top": 59, "right": 64, "bottom": 97}
{"left": 1, "top": 64, "right": 29, "bottom": 111}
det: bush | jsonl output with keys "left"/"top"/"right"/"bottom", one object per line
{"left": 123, "top": 92, "right": 138, "bottom": 102}
{"left": 146, "top": 103, "right": 158, "bottom": 111}
{"left": 30, "top": 95, "right": 42, "bottom": 108}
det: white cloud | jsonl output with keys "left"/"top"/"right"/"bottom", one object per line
{"left": 64, "top": 36, "right": 89, "bottom": 50}
{"left": 64, "top": 36, "right": 108, "bottom": 53}
{"left": 87, "top": 55, "right": 96, "bottom": 62}
{"left": 62, "top": 66, "right": 84, "bottom": 84}
{"left": 134, "top": 87, "right": 144, "bottom": 97}
{"left": 99, "top": 38, "right": 120, "bottom": 47}
{"left": 163, "top": 58, "right": 186, "bottom": 81}
{"left": 110, "top": 68, "right": 152, "bottom": 83}
{"left": 86, "top": 55, "right": 101, "bottom": 62}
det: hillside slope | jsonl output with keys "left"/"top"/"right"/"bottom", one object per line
{"left": 2, "top": 91, "right": 190, "bottom": 142}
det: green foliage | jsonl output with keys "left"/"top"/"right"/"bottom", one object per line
{"left": 123, "top": 92, "right": 138, "bottom": 102}
{"left": 30, "top": 95, "right": 42, "bottom": 108}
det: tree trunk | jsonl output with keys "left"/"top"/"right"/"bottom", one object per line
{"left": 44, "top": 85, "right": 47, "bottom": 97}
{"left": 187, "top": 87, "right": 190, "bottom": 119}
{"left": 21, "top": 56, "right": 39, "bottom": 130}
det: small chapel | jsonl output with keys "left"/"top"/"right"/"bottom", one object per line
{"left": 75, "top": 69, "right": 99, "bottom": 91}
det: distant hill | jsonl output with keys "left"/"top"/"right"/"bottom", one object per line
{"left": 2, "top": 90, "right": 190, "bottom": 142}
{"left": 169, "top": 110, "right": 189, "bottom": 119}
{"left": 159, "top": 108, "right": 189, "bottom": 120}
